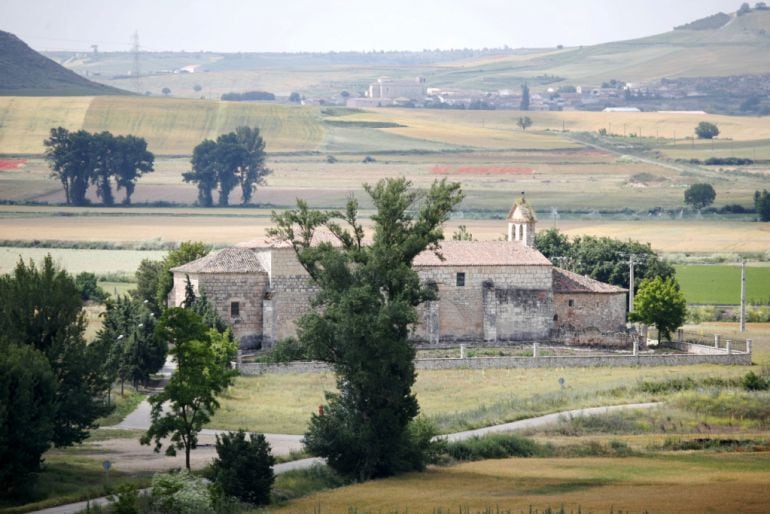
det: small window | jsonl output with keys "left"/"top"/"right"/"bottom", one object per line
{"left": 230, "top": 301, "right": 240, "bottom": 318}
{"left": 456, "top": 272, "right": 466, "bottom": 287}
{"left": 568, "top": 299, "right": 575, "bottom": 308}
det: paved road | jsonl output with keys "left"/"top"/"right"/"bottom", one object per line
{"left": 30, "top": 402, "right": 658, "bottom": 514}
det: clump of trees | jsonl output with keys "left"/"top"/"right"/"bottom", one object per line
{"left": 534, "top": 228, "right": 674, "bottom": 292}
{"left": 684, "top": 183, "right": 716, "bottom": 210}
{"left": 694, "top": 121, "right": 720, "bottom": 139}
{"left": 44, "top": 128, "right": 154, "bottom": 206}
{"left": 755, "top": 189, "right": 770, "bottom": 221}
{"left": 183, "top": 127, "right": 271, "bottom": 207}
{"left": 269, "top": 178, "right": 463, "bottom": 480}
{"left": 221, "top": 91, "right": 275, "bottom": 101}
{"left": 0, "top": 256, "right": 113, "bottom": 497}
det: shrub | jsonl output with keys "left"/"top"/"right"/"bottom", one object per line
{"left": 261, "top": 337, "right": 311, "bottom": 363}
{"left": 742, "top": 371, "right": 769, "bottom": 391}
{"left": 362, "top": 155, "right": 376, "bottom": 163}
{"left": 444, "top": 433, "right": 543, "bottom": 461}
{"left": 150, "top": 471, "right": 214, "bottom": 513}
{"left": 212, "top": 431, "right": 275, "bottom": 506}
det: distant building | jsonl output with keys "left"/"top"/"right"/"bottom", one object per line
{"left": 603, "top": 107, "right": 641, "bottom": 112}
{"left": 367, "top": 77, "right": 426, "bottom": 100}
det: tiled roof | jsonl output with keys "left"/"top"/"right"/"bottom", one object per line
{"left": 171, "top": 247, "right": 266, "bottom": 274}
{"left": 413, "top": 241, "right": 552, "bottom": 267}
{"left": 552, "top": 268, "right": 627, "bottom": 294}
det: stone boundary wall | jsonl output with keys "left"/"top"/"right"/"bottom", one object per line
{"left": 238, "top": 350, "right": 751, "bottom": 375}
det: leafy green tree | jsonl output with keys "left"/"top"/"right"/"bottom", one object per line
{"left": 98, "top": 296, "right": 167, "bottom": 391}
{"left": 133, "top": 258, "right": 164, "bottom": 314}
{"left": 162, "top": 87, "right": 171, "bottom": 96}
{"left": 695, "top": 121, "right": 719, "bottom": 139}
{"left": 141, "top": 308, "right": 237, "bottom": 469}
{"left": 212, "top": 430, "right": 275, "bottom": 505}
{"left": 629, "top": 276, "right": 687, "bottom": 342}
{"left": 684, "top": 183, "right": 716, "bottom": 210}
{"left": 520, "top": 83, "right": 530, "bottom": 111}
{"left": 234, "top": 126, "right": 271, "bottom": 205}
{"left": 74, "top": 271, "right": 108, "bottom": 303}
{"left": 0, "top": 342, "right": 56, "bottom": 498}
{"left": 44, "top": 127, "right": 93, "bottom": 205}
{"left": 517, "top": 116, "right": 533, "bottom": 131}
{"left": 534, "top": 228, "right": 674, "bottom": 292}
{"left": 0, "top": 256, "right": 112, "bottom": 447}
{"left": 269, "top": 177, "right": 463, "bottom": 480}
{"left": 90, "top": 131, "right": 116, "bottom": 206}
{"left": 112, "top": 135, "right": 155, "bottom": 204}
{"left": 184, "top": 139, "right": 219, "bottom": 207}
{"left": 155, "top": 241, "right": 210, "bottom": 312}
{"left": 289, "top": 92, "right": 301, "bottom": 103}
{"left": 755, "top": 189, "right": 770, "bottom": 221}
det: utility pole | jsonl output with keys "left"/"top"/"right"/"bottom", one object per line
{"left": 131, "top": 31, "right": 142, "bottom": 94}
{"left": 740, "top": 259, "right": 746, "bottom": 333}
{"left": 628, "top": 254, "right": 635, "bottom": 312}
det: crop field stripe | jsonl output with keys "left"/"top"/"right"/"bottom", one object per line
{"left": 675, "top": 264, "right": 770, "bottom": 304}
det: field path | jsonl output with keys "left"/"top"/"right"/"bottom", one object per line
{"left": 29, "top": 402, "right": 658, "bottom": 514}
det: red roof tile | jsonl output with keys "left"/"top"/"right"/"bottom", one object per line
{"left": 552, "top": 268, "right": 627, "bottom": 294}
{"left": 413, "top": 241, "right": 551, "bottom": 267}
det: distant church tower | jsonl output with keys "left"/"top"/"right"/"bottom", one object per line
{"left": 507, "top": 192, "right": 537, "bottom": 247}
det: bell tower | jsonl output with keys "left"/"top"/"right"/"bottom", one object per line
{"left": 506, "top": 192, "right": 537, "bottom": 247}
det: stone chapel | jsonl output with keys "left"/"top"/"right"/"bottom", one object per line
{"left": 170, "top": 194, "right": 628, "bottom": 348}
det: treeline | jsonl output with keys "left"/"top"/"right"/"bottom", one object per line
{"left": 44, "top": 128, "right": 154, "bottom": 206}
{"left": 688, "top": 157, "right": 755, "bottom": 165}
{"left": 221, "top": 90, "right": 275, "bottom": 101}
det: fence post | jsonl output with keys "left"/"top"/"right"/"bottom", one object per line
{"left": 633, "top": 339, "right": 639, "bottom": 356}
{"left": 677, "top": 329, "right": 683, "bottom": 343}
{"left": 714, "top": 334, "right": 720, "bottom": 349}
{"left": 746, "top": 339, "right": 752, "bottom": 355}
{"left": 533, "top": 342, "right": 539, "bottom": 358}
{"left": 460, "top": 344, "right": 466, "bottom": 359}
{"left": 726, "top": 340, "right": 732, "bottom": 354}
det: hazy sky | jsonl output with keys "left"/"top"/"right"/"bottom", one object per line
{"left": 2, "top": 0, "right": 745, "bottom": 53}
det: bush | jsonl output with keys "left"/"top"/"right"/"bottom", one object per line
{"left": 150, "top": 471, "right": 214, "bottom": 514}
{"left": 362, "top": 155, "right": 376, "bottom": 163}
{"left": 211, "top": 431, "right": 275, "bottom": 506}
{"left": 742, "top": 371, "right": 770, "bottom": 391}
{"left": 444, "top": 433, "right": 543, "bottom": 461}
{"left": 261, "top": 337, "right": 311, "bottom": 363}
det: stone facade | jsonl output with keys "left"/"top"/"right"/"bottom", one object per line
{"left": 170, "top": 196, "right": 629, "bottom": 349}
{"left": 553, "top": 292, "right": 627, "bottom": 334}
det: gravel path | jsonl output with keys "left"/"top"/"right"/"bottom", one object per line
{"left": 30, "top": 401, "right": 658, "bottom": 514}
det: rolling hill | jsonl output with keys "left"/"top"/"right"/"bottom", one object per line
{"left": 0, "top": 30, "right": 127, "bottom": 96}
{"left": 41, "top": 8, "right": 770, "bottom": 98}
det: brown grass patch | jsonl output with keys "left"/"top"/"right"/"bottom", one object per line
{"left": 269, "top": 454, "right": 770, "bottom": 513}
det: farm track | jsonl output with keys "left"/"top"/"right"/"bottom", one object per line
{"left": 28, "top": 402, "right": 658, "bottom": 514}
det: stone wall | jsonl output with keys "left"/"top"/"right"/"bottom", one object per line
{"left": 238, "top": 351, "right": 751, "bottom": 375}
{"left": 265, "top": 248, "right": 319, "bottom": 344}
{"left": 172, "top": 271, "right": 269, "bottom": 348}
{"left": 554, "top": 292, "right": 627, "bottom": 333}
{"left": 415, "top": 265, "right": 553, "bottom": 342}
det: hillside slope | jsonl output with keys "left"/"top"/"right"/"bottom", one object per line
{"left": 42, "top": 9, "right": 770, "bottom": 98}
{"left": 0, "top": 30, "right": 127, "bottom": 95}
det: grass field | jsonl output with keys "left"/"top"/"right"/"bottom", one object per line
{"left": 675, "top": 264, "right": 770, "bottom": 304}
{"left": 266, "top": 453, "right": 770, "bottom": 513}
{"left": 211, "top": 362, "right": 760, "bottom": 435}
{"left": 0, "top": 247, "right": 167, "bottom": 275}
{"left": 0, "top": 96, "right": 324, "bottom": 155}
